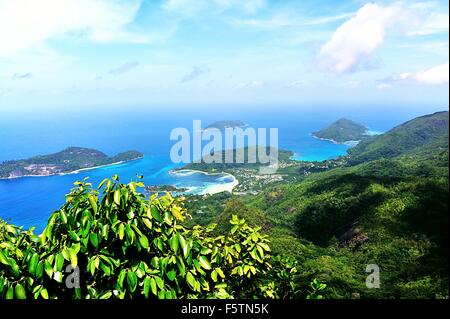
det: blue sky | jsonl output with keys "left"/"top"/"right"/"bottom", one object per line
{"left": 0, "top": 0, "right": 448, "bottom": 111}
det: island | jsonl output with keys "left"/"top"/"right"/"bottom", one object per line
{"left": 145, "top": 185, "right": 189, "bottom": 194}
{"left": 204, "top": 120, "right": 247, "bottom": 130}
{"left": 0, "top": 147, "right": 143, "bottom": 179}
{"left": 312, "top": 118, "right": 368, "bottom": 144}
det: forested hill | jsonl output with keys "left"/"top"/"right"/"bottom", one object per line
{"left": 0, "top": 147, "right": 143, "bottom": 179}
{"left": 312, "top": 118, "right": 368, "bottom": 143}
{"left": 348, "top": 111, "right": 449, "bottom": 164}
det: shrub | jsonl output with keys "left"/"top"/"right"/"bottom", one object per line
{"left": 0, "top": 176, "right": 297, "bottom": 299}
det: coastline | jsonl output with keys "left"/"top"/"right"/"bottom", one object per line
{"left": 0, "top": 156, "right": 144, "bottom": 180}
{"left": 170, "top": 169, "right": 239, "bottom": 195}
{"left": 311, "top": 134, "right": 360, "bottom": 146}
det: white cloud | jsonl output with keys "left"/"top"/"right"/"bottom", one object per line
{"left": 234, "top": 11, "right": 354, "bottom": 30}
{"left": 407, "top": 12, "right": 449, "bottom": 36}
{"left": 303, "top": 12, "right": 355, "bottom": 26}
{"left": 408, "top": 63, "right": 449, "bottom": 85}
{"left": 0, "top": 0, "right": 146, "bottom": 57}
{"left": 317, "top": 3, "right": 412, "bottom": 73}
{"left": 381, "top": 63, "right": 449, "bottom": 86}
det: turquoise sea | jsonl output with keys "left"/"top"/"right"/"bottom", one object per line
{"left": 0, "top": 105, "right": 435, "bottom": 232}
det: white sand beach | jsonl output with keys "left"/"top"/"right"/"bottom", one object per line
{"left": 170, "top": 169, "right": 239, "bottom": 195}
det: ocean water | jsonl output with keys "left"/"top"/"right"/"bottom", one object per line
{"left": 0, "top": 105, "right": 437, "bottom": 232}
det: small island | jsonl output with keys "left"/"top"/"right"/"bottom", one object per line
{"left": 0, "top": 147, "right": 143, "bottom": 179}
{"left": 312, "top": 118, "right": 368, "bottom": 144}
{"left": 204, "top": 120, "right": 247, "bottom": 131}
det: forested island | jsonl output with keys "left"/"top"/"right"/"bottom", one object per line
{"left": 204, "top": 120, "right": 247, "bottom": 130}
{"left": 145, "top": 184, "right": 189, "bottom": 194}
{"left": 0, "top": 147, "right": 143, "bottom": 179}
{"left": 313, "top": 118, "right": 369, "bottom": 144}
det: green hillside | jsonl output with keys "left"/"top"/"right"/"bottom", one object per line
{"left": 348, "top": 111, "right": 449, "bottom": 164}
{"left": 188, "top": 111, "right": 449, "bottom": 298}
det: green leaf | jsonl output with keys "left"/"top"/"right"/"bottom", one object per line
{"left": 166, "top": 269, "right": 176, "bottom": 281}
{"left": 69, "top": 249, "right": 78, "bottom": 267}
{"left": 150, "top": 277, "right": 157, "bottom": 296}
{"left": 15, "top": 284, "right": 26, "bottom": 299}
{"left": 6, "top": 287, "right": 14, "bottom": 299}
{"left": 98, "top": 178, "right": 109, "bottom": 189}
{"left": 215, "top": 282, "right": 227, "bottom": 289}
{"left": 100, "top": 261, "right": 110, "bottom": 276}
{"left": 0, "top": 250, "right": 9, "bottom": 265}
{"left": 143, "top": 277, "right": 151, "bottom": 298}
{"left": 60, "top": 210, "right": 68, "bottom": 224}
{"left": 169, "top": 235, "right": 179, "bottom": 253}
{"left": 99, "top": 291, "right": 113, "bottom": 299}
{"left": 40, "top": 288, "right": 49, "bottom": 299}
{"left": 216, "top": 267, "right": 225, "bottom": 278}
{"left": 28, "top": 253, "right": 39, "bottom": 275}
{"left": 117, "top": 269, "right": 126, "bottom": 289}
{"left": 198, "top": 256, "right": 212, "bottom": 270}
{"left": 139, "top": 235, "right": 149, "bottom": 249}
{"left": 114, "top": 190, "right": 121, "bottom": 205}
{"left": 55, "top": 253, "right": 64, "bottom": 271}
{"left": 90, "top": 233, "right": 99, "bottom": 248}
{"left": 9, "top": 259, "right": 20, "bottom": 277}
{"left": 44, "top": 261, "right": 53, "bottom": 278}
{"left": 88, "top": 195, "right": 98, "bottom": 214}
{"left": 35, "top": 261, "right": 44, "bottom": 279}
{"left": 150, "top": 206, "right": 163, "bottom": 222}
{"left": 102, "top": 225, "right": 109, "bottom": 239}
{"left": 186, "top": 272, "right": 196, "bottom": 290}
{"left": 201, "top": 247, "right": 212, "bottom": 255}
{"left": 127, "top": 270, "right": 138, "bottom": 293}
{"left": 258, "top": 242, "right": 270, "bottom": 251}
{"left": 68, "top": 231, "right": 80, "bottom": 242}
{"left": 118, "top": 223, "right": 125, "bottom": 240}
{"left": 177, "top": 233, "right": 189, "bottom": 257}
{"left": 143, "top": 217, "right": 152, "bottom": 230}
{"left": 211, "top": 270, "right": 218, "bottom": 282}
{"left": 155, "top": 276, "right": 164, "bottom": 290}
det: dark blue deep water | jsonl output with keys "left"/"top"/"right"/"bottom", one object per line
{"left": 0, "top": 104, "right": 440, "bottom": 232}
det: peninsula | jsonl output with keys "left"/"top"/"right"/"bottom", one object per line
{"left": 0, "top": 147, "right": 143, "bottom": 179}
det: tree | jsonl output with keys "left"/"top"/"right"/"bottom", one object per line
{"left": 0, "top": 176, "right": 297, "bottom": 299}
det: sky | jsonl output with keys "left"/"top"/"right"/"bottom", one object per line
{"left": 0, "top": 0, "right": 448, "bottom": 112}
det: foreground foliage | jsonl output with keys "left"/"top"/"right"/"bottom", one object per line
{"left": 0, "top": 176, "right": 297, "bottom": 299}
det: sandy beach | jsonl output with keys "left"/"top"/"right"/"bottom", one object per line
{"left": 170, "top": 169, "right": 239, "bottom": 195}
